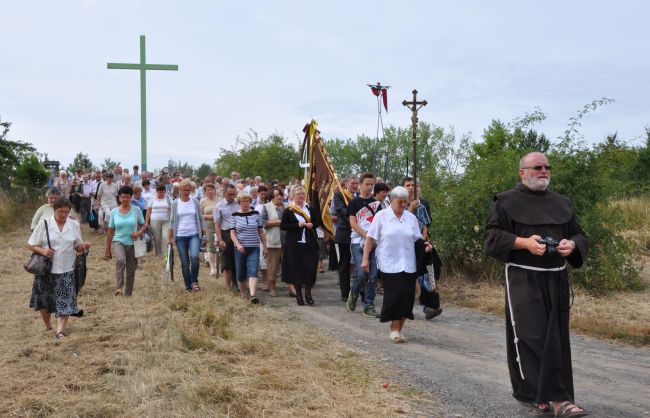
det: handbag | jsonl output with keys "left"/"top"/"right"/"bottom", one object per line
{"left": 24, "top": 220, "right": 53, "bottom": 277}
{"left": 132, "top": 208, "right": 147, "bottom": 258}
{"left": 74, "top": 250, "right": 89, "bottom": 295}
{"left": 88, "top": 208, "right": 99, "bottom": 229}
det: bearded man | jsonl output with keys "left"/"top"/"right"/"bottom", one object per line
{"left": 485, "top": 152, "right": 589, "bottom": 417}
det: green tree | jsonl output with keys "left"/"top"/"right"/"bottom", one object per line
{"left": 101, "top": 158, "right": 118, "bottom": 172}
{"left": 69, "top": 152, "right": 94, "bottom": 172}
{"left": 215, "top": 132, "right": 300, "bottom": 181}
{"left": 167, "top": 160, "right": 196, "bottom": 177}
{"left": 196, "top": 163, "right": 213, "bottom": 180}
{"left": 0, "top": 117, "right": 38, "bottom": 189}
{"left": 15, "top": 155, "right": 49, "bottom": 189}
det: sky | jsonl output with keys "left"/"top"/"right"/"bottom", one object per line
{"left": 2, "top": 1, "right": 649, "bottom": 171}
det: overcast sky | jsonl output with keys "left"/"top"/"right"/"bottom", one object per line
{"left": 2, "top": 1, "right": 649, "bottom": 170}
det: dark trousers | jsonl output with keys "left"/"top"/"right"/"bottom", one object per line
{"left": 79, "top": 197, "right": 91, "bottom": 224}
{"left": 336, "top": 242, "right": 351, "bottom": 299}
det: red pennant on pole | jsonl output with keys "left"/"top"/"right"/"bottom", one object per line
{"left": 371, "top": 87, "right": 380, "bottom": 97}
{"left": 382, "top": 89, "right": 388, "bottom": 112}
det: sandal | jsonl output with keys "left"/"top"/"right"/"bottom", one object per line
{"left": 114, "top": 289, "right": 123, "bottom": 296}
{"left": 553, "top": 401, "right": 589, "bottom": 417}
{"left": 517, "top": 400, "right": 550, "bottom": 414}
{"left": 55, "top": 332, "right": 65, "bottom": 339}
{"left": 250, "top": 295, "right": 259, "bottom": 304}
{"left": 389, "top": 331, "right": 403, "bottom": 343}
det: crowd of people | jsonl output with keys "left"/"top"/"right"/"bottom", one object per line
{"left": 28, "top": 154, "right": 589, "bottom": 417}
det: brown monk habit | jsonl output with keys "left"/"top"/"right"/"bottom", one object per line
{"left": 485, "top": 182, "right": 588, "bottom": 405}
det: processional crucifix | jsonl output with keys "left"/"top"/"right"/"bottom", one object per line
{"left": 107, "top": 35, "right": 178, "bottom": 171}
{"left": 402, "top": 89, "right": 427, "bottom": 199}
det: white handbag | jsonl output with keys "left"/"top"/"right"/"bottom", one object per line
{"left": 133, "top": 209, "right": 147, "bottom": 258}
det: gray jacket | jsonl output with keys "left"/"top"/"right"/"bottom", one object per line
{"left": 168, "top": 197, "right": 205, "bottom": 240}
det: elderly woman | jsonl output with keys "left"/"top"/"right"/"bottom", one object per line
{"left": 261, "top": 187, "right": 286, "bottom": 297}
{"left": 105, "top": 186, "right": 147, "bottom": 296}
{"left": 31, "top": 188, "right": 79, "bottom": 230}
{"left": 97, "top": 173, "right": 119, "bottom": 232}
{"left": 131, "top": 185, "right": 148, "bottom": 217}
{"left": 231, "top": 192, "right": 268, "bottom": 303}
{"left": 280, "top": 186, "right": 322, "bottom": 305}
{"left": 200, "top": 182, "right": 220, "bottom": 276}
{"left": 28, "top": 197, "right": 91, "bottom": 338}
{"left": 54, "top": 170, "right": 72, "bottom": 199}
{"left": 362, "top": 186, "right": 432, "bottom": 342}
{"left": 146, "top": 184, "right": 172, "bottom": 257}
{"left": 168, "top": 179, "right": 206, "bottom": 292}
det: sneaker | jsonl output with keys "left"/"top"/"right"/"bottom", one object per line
{"left": 363, "top": 305, "right": 379, "bottom": 318}
{"left": 424, "top": 307, "right": 443, "bottom": 320}
{"left": 346, "top": 292, "right": 359, "bottom": 311}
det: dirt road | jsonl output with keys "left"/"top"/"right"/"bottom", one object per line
{"left": 265, "top": 271, "right": 650, "bottom": 418}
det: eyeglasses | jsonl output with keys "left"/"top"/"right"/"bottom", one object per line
{"left": 522, "top": 165, "right": 552, "bottom": 171}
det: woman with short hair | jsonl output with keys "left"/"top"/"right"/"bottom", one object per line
{"left": 362, "top": 186, "right": 433, "bottom": 342}
{"left": 28, "top": 197, "right": 91, "bottom": 338}
{"left": 97, "top": 173, "right": 119, "bottom": 232}
{"left": 231, "top": 192, "right": 268, "bottom": 303}
{"left": 280, "top": 186, "right": 322, "bottom": 305}
{"left": 54, "top": 170, "right": 72, "bottom": 199}
{"left": 105, "top": 186, "right": 147, "bottom": 296}
{"left": 168, "top": 179, "right": 206, "bottom": 292}
{"left": 131, "top": 185, "right": 147, "bottom": 217}
{"left": 146, "top": 184, "right": 172, "bottom": 257}
{"left": 200, "top": 182, "right": 220, "bottom": 276}
{"left": 261, "top": 187, "right": 287, "bottom": 297}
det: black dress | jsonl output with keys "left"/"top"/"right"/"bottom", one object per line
{"left": 280, "top": 203, "right": 321, "bottom": 286}
{"left": 485, "top": 182, "right": 588, "bottom": 405}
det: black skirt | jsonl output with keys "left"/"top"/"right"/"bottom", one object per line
{"left": 379, "top": 271, "right": 416, "bottom": 323}
{"left": 281, "top": 240, "right": 319, "bottom": 286}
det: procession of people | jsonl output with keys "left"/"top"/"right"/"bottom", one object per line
{"left": 28, "top": 153, "right": 590, "bottom": 417}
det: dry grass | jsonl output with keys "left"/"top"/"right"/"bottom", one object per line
{"left": 0, "top": 225, "right": 440, "bottom": 417}
{"left": 612, "top": 196, "right": 650, "bottom": 256}
{"left": 440, "top": 270, "right": 650, "bottom": 346}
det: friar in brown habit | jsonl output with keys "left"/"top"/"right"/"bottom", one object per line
{"left": 485, "top": 152, "right": 589, "bottom": 417}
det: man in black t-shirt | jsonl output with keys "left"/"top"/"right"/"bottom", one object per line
{"left": 331, "top": 176, "right": 359, "bottom": 301}
{"left": 347, "top": 172, "right": 382, "bottom": 317}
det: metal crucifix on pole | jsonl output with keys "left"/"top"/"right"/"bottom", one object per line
{"left": 402, "top": 89, "right": 427, "bottom": 200}
{"left": 107, "top": 35, "right": 178, "bottom": 172}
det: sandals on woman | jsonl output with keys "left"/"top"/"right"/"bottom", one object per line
{"left": 250, "top": 295, "right": 259, "bottom": 304}
{"left": 389, "top": 331, "right": 403, "bottom": 343}
{"left": 55, "top": 332, "right": 65, "bottom": 339}
{"left": 553, "top": 401, "right": 589, "bottom": 417}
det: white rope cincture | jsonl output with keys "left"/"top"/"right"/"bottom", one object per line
{"left": 504, "top": 262, "right": 566, "bottom": 380}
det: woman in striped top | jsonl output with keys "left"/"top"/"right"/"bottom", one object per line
{"left": 231, "top": 192, "right": 268, "bottom": 303}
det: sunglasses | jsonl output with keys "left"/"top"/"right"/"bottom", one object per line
{"left": 522, "top": 165, "right": 552, "bottom": 171}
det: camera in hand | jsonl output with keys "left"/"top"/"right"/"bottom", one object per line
{"left": 537, "top": 236, "right": 559, "bottom": 254}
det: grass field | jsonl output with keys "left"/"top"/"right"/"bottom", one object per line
{"left": 0, "top": 225, "right": 438, "bottom": 417}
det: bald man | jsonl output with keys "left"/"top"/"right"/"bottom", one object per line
{"left": 485, "top": 152, "right": 589, "bottom": 417}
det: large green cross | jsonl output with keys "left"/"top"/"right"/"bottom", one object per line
{"left": 107, "top": 35, "right": 178, "bottom": 171}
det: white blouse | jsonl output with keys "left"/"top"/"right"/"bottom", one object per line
{"left": 366, "top": 207, "right": 422, "bottom": 274}
{"left": 28, "top": 216, "right": 83, "bottom": 274}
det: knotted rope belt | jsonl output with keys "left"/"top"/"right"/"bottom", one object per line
{"left": 505, "top": 262, "right": 567, "bottom": 380}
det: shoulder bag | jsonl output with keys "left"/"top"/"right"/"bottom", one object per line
{"left": 132, "top": 208, "right": 148, "bottom": 258}
{"left": 24, "top": 220, "right": 53, "bottom": 277}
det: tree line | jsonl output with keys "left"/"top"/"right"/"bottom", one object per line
{"left": 3, "top": 100, "right": 649, "bottom": 292}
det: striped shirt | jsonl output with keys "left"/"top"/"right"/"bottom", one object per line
{"left": 232, "top": 211, "right": 263, "bottom": 248}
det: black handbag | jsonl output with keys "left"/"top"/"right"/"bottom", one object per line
{"left": 75, "top": 250, "right": 89, "bottom": 295}
{"left": 24, "top": 220, "right": 53, "bottom": 277}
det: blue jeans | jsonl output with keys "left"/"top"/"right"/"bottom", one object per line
{"left": 351, "top": 243, "right": 378, "bottom": 308}
{"left": 175, "top": 234, "right": 200, "bottom": 290}
{"left": 234, "top": 246, "right": 260, "bottom": 282}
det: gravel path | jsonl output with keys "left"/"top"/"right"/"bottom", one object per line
{"left": 263, "top": 270, "right": 650, "bottom": 418}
